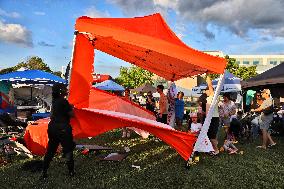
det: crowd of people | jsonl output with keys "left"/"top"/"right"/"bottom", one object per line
{"left": 40, "top": 77, "right": 281, "bottom": 179}
{"left": 121, "top": 76, "right": 279, "bottom": 157}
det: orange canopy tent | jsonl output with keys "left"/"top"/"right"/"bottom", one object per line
{"left": 24, "top": 13, "right": 227, "bottom": 161}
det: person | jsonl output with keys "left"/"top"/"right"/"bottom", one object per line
{"left": 250, "top": 91, "right": 264, "bottom": 139}
{"left": 145, "top": 91, "right": 155, "bottom": 113}
{"left": 156, "top": 85, "right": 168, "bottom": 124}
{"left": 122, "top": 88, "right": 131, "bottom": 138}
{"left": 220, "top": 128, "right": 238, "bottom": 155}
{"left": 188, "top": 112, "right": 214, "bottom": 162}
{"left": 205, "top": 76, "right": 220, "bottom": 155}
{"left": 42, "top": 83, "right": 75, "bottom": 179}
{"left": 197, "top": 90, "right": 207, "bottom": 124}
{"left": 188, "top": 113, "right": 202, "bottom": 134}
{"left": 251, "top": 89, "right": 276, "bottom": 149}
{"left": 175, "top": 92, "right": 184, "bottom": 131}
{"left": 219, "top": 93, "right": 237, "bottom": 138}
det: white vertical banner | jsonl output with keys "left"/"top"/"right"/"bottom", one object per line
{"left": 193, "top": 73, "right": 225, "bottom": 152}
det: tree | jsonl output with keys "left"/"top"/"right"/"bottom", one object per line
{"left": 0, "top": 56, "right": 58, "bottom": 76}
{"left": 115, "top": 66, "right": 154, "bottom": 88}
{"left": 208, "top": 55, "right": 257, "bottom": 80}
{"left": 53, "top": 71, "right": 62, "bottom": 77}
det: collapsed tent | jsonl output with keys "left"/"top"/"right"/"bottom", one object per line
{"left": 24, "top": 13, "right": 227, "bottom": 160}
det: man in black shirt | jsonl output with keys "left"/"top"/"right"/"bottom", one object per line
{"left": 42, "top": 83, "right": 75, "bottom": 179}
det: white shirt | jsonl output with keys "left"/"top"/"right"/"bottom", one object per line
{"left": 190, "top": 123, "right": 202, "bottom": 133}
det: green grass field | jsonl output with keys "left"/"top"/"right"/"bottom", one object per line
{"left": 1, "top": 130, "right": 284, "bottom": 189}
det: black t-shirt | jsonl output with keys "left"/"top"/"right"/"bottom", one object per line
{"left": 146, "top": 97, "right": 155, "bottom": 113}
{"left": 50, "top": 97, "right": 72, "bottom": 125}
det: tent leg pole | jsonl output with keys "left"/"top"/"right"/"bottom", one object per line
{"left": 67, "top": 31, "right": 78, "bottom": 97}
{"left": 192, "top": 73, "right": 225, "bottom": 158}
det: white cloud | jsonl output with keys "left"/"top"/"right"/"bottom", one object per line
{"left": 0, "top": 20, "right": 33, "bottom": 47}
{"left": 109, "top": 0, "right": 284, "bottom": 39}
{"left": 34, "top": 11, "right": 46, "bottom": 16}
{"left": 0, "top": 8, "right": 20, "bottom": 18}
{"left": 84, "top": 6, "right": 110, "bottom": 18}
{"left": 153, "top": 0, "right": 177, "bottom": 9}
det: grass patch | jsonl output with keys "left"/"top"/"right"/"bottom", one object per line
{"left": 1, "top": 129, "right": 284, "bottom": 188}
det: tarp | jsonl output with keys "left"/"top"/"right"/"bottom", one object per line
{"left": 93, "top": 80, "right": 125, "bottom": 91}
{"left": 241, "top": 62, "right": 284, "bottom": 89}
{"left": 0, "top": 70, "right": 66, "bottom": 85}
{"left": 75, "top": 13, "right": 227, "bottom": 81}
{"left": 24, "top": 13, "right": 227, "bottom": 161}
{"left": 131, "top": 83, "right": 156, "bottom": 93}
{"left": 24, "top": 109, "right": 197, "bottom": 160}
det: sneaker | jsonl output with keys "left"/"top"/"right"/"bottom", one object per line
{"left": 267, "top": 143, "right": 276, "bottom": 148}
{"left": 256, "top": 146, "right": 266, "bottom": 150}
{"left": 229, "top": 149, "right": 238, "bottom": 155}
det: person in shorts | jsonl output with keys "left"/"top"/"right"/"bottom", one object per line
{"left": 205, "top": 76, "right": 220, "bottom": 155}
{"left": 252, "top": 89, "right": 276, "bottom": 149}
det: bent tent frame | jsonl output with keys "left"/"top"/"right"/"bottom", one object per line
{"left": 68, "top": 14, "right": 226, "bottom": 160}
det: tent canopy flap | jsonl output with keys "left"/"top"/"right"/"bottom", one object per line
{"left": 75, "top": 13, "right": 227, "bottom": 81}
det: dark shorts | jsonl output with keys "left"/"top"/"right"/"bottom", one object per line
{"left": 157, "top": 114, "right": 168, "bottom": 124}
{"left": 207, "top": 117, "right": 220, "bottom": 139}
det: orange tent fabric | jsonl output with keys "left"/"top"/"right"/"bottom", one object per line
{"left": 24, "top": 13, "right": 227, "bottom": 161}
{"left": 25, "top": 109, "right": 197, "bottom": 160}
{"left": 89, "top": 88, "right": 156, "bottom": 120}
{"left": 75, "top": 13, "right": 227, "bottom": 81}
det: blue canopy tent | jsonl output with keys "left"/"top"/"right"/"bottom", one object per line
{"left": 191, "top": 71, "right": 241, "bottom": 96}
{"left": 0, "top": 70, "right": 66, "bottom": 119}
{"left": 0, "top": 70, "right": 66, "bottom": 85}
{"left": 212, "top": 71, "right": 241, "bottom": 92}
{"left": 93, "top": 80, "right": 125, "bottom": 91}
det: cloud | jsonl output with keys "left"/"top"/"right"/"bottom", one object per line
{"left": 34, "top": 11, "right": 46, "bottom": 16}
{"left": 0, "top": 20, "right": 33, "bottom": 47}
{"left": 175, "top": 0, "right": 284, "bottom": 39}
{"left": 109, "top": 0, "right": 284, "bottom": 39}
{"left": 38, "top": 41, "right": 55, "bottom": 47}
{"left": 0, "top": 8, "right": 20, "bottom": 18}
{"left": 108, "top": 0, "right": 177, "bottom": 18}
{"left": 84, "top": 6, "right": 110, "bottom": 18}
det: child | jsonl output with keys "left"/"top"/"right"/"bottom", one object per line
{"left": 188, "top": 113, "right": 202, "bottom": 135}
{"left": 188, "top": 112, "right": 216, "bottom": 163}
{"left": 221, "top": 128, "right": 238, "bottom": 154}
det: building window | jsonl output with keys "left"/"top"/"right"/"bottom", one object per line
{"left": 270, "top": 61, "right": 277, "bottom": 65}
{"left": 253, "top": 61, "right": 259, "bottom": 65}
{"left": 243, "top": 61, "right": 250, "bottom": 65}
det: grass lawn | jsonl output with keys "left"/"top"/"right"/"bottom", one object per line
{"left": 1, "top": 129, "right": 284, "bottom": 189}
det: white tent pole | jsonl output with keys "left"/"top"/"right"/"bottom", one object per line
{"left": 191, "top": 72, "right": 225, "bottom": 157}
{"left": 67, "top": 31, "right": 78, "bottom": 97}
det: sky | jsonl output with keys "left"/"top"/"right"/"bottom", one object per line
{"left": 0, "top": 0, "right": 284, "bottom": 77}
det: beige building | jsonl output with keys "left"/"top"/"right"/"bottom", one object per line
{"left": 204, "top": 51, "right": 284, "bottom": 74}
